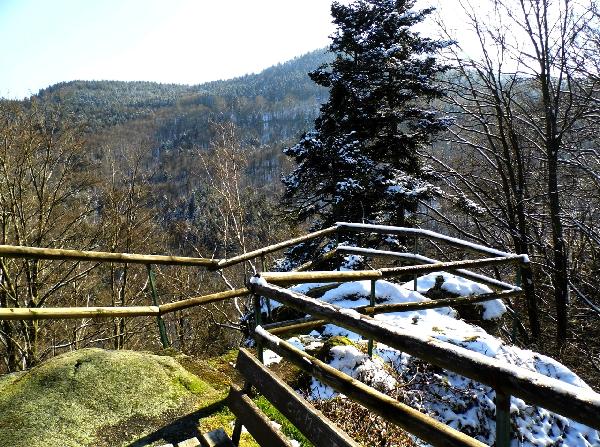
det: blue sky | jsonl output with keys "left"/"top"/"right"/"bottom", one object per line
{"left": 0, "top": 0, "right": 337, "bottom": 99}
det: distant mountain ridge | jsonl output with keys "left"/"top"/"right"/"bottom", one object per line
{"left": 34, "top": 48, "right": 333, "bottom": 142}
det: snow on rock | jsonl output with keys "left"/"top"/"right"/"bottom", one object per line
{"left": 310, "top": 344, "right": 397, "bottom": 400}
{"left": 286, "top": 277, "right": 600, "bottom": 446}
{"left": 401, "top": 271, "right": 507, "bottom": 320}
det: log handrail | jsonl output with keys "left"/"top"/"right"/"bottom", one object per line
{"left": 216, "top": 226, "right": 338, "bottom": 269}
{"left": 259, "top": 255, "right": 525, "bottom": 284}
{"left": 250, "top": 280, "right": 600, "bottom": 432}
{"left": 254, "top": 327, "right": 485, "bottom": 447}
{"left": 336, "top": 222, "right": 518, "bottom": 258}
{"left": 0, "top": 245, "right": 219, "bottom": 267}
{"left": 0, "top": 289, "right": 250, "bottom": 320}
{"left": 336, "top": 246, "right": 518, "bottom": 290}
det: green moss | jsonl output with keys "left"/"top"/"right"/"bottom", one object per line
{"left": 255, "top": 396, "right": 312, "bottom": 447}
{"left": 199, "top": 406, "right": 259, "bottom": 447}
{"left": 0, "top": 348, "right": 221, "bottom": 447}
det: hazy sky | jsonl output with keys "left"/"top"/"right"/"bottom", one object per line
{"left": 0, "top": 0, "right": 465, "bottom": 100}
{"left": 0, "top": 0, "right": 340, "bottom": 99}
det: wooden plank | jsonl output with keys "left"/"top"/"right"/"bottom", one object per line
{"left": 336, "top": 247, "right": 517, "bottom": 290}
{"left": 236, "top": 348, "right": 360, "bottom": 447}
{"left": 254, "top": 328, "right": 485, "bottom": 447}
{"left": 0, "top": 305, "right": 159, "bottom": 321}
{"left": 263, "top": 291, "right": 522, "bottom": 337}
{"left": 363, "top": 289, "right": 524, "bottom": 315}
{"left": 336, "top": 222, "right": 516, "bottom": 258}
{"left": 251, "top": 281, "right": 600, "bottom": 431}
{"left": 0, "top": 244, "right": 218, "bottom": 266}
{"left": 199, "top": 429, "right": 235, "bottom": 447}
{"left": 260, "top": 270, "right": 382, "bottom": 284}
{"left": 159, "top": 288, "right": 249, "bottom": 314}
{"left": 265, "top": 317, "right": 328, "bottom": 336}
{"left": 217, "top": 226, "right": 338, "bottom": 269}
{"left": 260, "top": 256, "right": 522, "bottom": 285}
{"left": 495, "top": 391, "right": 511, "bottom": 447}
{"left": 227, "top": 385, "right": 293, "bottom": 447}
{"left": 378, "top": 256, "right": 523, "bottom": 277}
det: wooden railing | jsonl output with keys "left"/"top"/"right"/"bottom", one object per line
{"left": 0, "top": 223, "right": 590, "bottom": 447}
{"left": 249, "top": 280, "right": 600, "bottom": 447}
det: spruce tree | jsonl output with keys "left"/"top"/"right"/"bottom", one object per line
{"left": 282, "top": 0, "right": 451, "bottom": 264}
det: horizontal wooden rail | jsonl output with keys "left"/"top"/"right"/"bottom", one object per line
{"left": 236, "top": 348, "right": 359, "bottom": 447}
{"left": 227, "top": 385, "right": 294, "bottom": 447}
{"left": 263, "top": 316, "right": 328, "bottom": 335}
{"left": 0, "top": 306, "right": 160, "bottom": 320}
{"left": 261, "top": 269, "right": 382, "bottom": 283}
{"left": 217, "top": 226, "right": 338, "bottom": 269}
{"left": 0, "top": 245, "right": 218, "bottom": 267}
{"left": 378, "top": 256, "right": 524, "bottom": 276}
{"left": 0, "top": 289, "right": 250, "bottom": 321}
{"left": 337, "top": 223, "right": 518, "bottom": 258}
{"left": 362, "top": 289, "right": 524, "bottom": 315}
{"left": 337, "top": 246, "right": 518, "bottom": 290}
{"left": 159, "top": 288, "right": 249, "bottom": 314}
{"left": 250, "top": 281, "right": 600, "bottom": 431}
{"left": 261, "top": 290, "right": 521, "bottom": 335}
{"left": 260, "top": 256, "right": 524, "bottom": 285}
{"left": 255, "top": 327, "right": 485, "bottom": 447}
{"left": 0, "top": 286, "right": 517, "bottom": 322}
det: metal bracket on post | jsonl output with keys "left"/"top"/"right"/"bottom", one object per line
{"left": 368, "top": 279, "right": 376, "bottom": 357}
{"left": 147, "top": 264, "right": 170, "bottom": 349}
{"left": 495, "top": 390, "right": 511, "bottom": 447}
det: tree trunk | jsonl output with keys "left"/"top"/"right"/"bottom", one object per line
{"left": 547, "top": 142, "right": 569, "bottom": 344}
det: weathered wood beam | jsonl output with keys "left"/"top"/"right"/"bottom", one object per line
{"left": 260, "top": 270, "right": 382, "bottom": 284}
{"left": 217, "top": 226, "right": 338, "bottom": 269}
{"left": 336, "top": 246, "right": 517, "bottom": 290}
{"left": 0, "top": 245, "right": 218, "bottom": 267}
{"left": 254, "top": 327, "right": 486, "bottom": 447}
{"left": 362, "top": 289, "right": 524, "bottom": 315}
{"left": 159, "top": 288, "right": 249, "bottom": 314}
{"left": 263, "top": 317, "right": 328, "bottom": 336}
{"left": 0, "top": 306, "right": 159, "bottom": 320}
{"left": 260, "top": 256, "right": 523, "bottom": 285}
{"left": 336, "top": 222, "right": 517, "bottom": 258}
{"left": 378, "top": 256, "right": 524, "bottom": 277}
{"left": 262, "top": 291, "right": 522, "bottom": 336}
{"left": 236, "top": 348, "right": 359, "bottom": 447}
{"left": 251, "top": 281, "right": 600, "bottom": 431}
{"left": 227, "top": 385, "right": 294, "bottom": 447}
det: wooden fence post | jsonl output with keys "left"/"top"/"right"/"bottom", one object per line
{"left": 413, "top": 236, "right": 418, "bottom": 291}
{"left": 147, "top": 265, "right": 170, "bottom": 349}
{"left": 261, "top": 255, "right": 271, "bottom": 320}
{"left": 253, "top": 293, "right": 264, "bottom": 363}
{"left": 368, "top": 279, "right": 376, "bottom": 357}
{"left": 495, "top": 390, "right": 511, "bottom": 447}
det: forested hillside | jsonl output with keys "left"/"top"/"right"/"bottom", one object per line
{"left": 0, "top": 49, "right": 334, "bottom": 375}
{"left": 35, "top": 49, "right": 331, "bottom": 147}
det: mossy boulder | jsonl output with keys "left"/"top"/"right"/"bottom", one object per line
{"left": 0, "top": 348, "right": 221, "bottom": 447}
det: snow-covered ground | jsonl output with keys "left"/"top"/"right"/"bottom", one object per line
{"left": 261, "top": 272, "right": 600, "bottom": 446}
